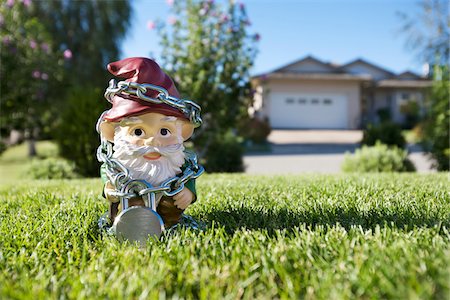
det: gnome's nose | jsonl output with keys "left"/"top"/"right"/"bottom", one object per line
{"left": 144, "top": 137, "right": 160, "bottom": 147}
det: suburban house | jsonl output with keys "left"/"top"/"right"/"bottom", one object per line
{"left": 251, "top": 55, "right": 432, "bottom": 129}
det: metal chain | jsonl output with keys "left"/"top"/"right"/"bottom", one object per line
{"left": 104, "top": 79, "right": 203, "bottom": 128}
{"left": 97, "top": 140, "right": 204, "bottom": 200}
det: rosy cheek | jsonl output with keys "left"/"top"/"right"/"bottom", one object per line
{"left": 134, "top": 139, "right": 145, "bottom": 146}
{"left": 123, "top": 135, "right": 144, "bottom": 146}
{"left": 159, "top": 136, "right": 178, "bottom": 146}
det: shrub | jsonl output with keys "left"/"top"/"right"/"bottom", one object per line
{"left": 54, "top": 86, "right": 108, "bottom": 177}
{"left": 203, "top": 131, "right": 244, "bottom": 173}
{"left": 239, "top": 117, "right": 271, "bottom": 144}
{"left": 399, "top": 100, "right": 421, "bottom": 129}
{"left": 376, "top": 107, "right": 391, "bottom": 122}
{"left": 361, "top": 122, "right": 406, "bottom": 149}
{"left": 342, "top": 142, "right": 415, "bottom": 173}
{"left": 26, "top": 157, "right": 79, "bottom": 179}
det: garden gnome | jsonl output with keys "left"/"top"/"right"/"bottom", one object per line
{"left": 98, "top": 57, "right": 201, "bottom": 229}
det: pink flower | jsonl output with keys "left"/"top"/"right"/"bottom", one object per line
{"left": 239, "top": 2, "right": 245, "bottom": 10}
{"left": 6, "top": 0, "right": 14, "bottom": 8}
{"left": 41, "top": 73, "right": 48, "bottom": 80}
{"left": 29, "top": 40, "right": 37, "bottom": 49}
{"left": 63, "top": 49, "right": 72, "bottom": 59}
{"left": 32, "top": 70, "right": 41, "bottom": 79}
{"left": 146, "top": 20, "right": 156, "bottom": 30}
{"left": 2, "top": 36, "right": 11, "bottom": 45}
{"left": 167, "top": 16, "right": 177, "bottom": 25}
{"left": 166, "top": 0, "right": 174, "bottom": 6}
{"left": 254, "top": 33, "right": 261, "bottom": 41}
{"left": 22, "top": 0, "right": 31, "bottom": 7}
{"left": 41, "top": 43, "right": 50, "bottom": 53}
{"left": 220, "top": 14, "right": 229, "bottom": 23}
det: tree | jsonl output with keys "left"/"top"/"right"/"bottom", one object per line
{"left": 1, "top": 0, "right": 132, "bottom": 161}
{"left": 398, "top": 0, "right": 449, "bottom": 70}
{"left": 157, "top": 0, "right": 259, "bottom": 172}
{"left": 33, "top": 0, "right": 132, "bottom": 88}
{"left": 398, "top": 0, "right": 449, "bottom": 170}
{"left": 33, "top": 0, "right": 133, "bottom": 176}
{"left": 421, "top": 65, "right": 449, "bottom": 170}
{"left": 0, "top": 0, "right": 62, "bottom": 156}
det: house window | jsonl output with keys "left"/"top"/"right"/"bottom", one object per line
{"left": 311, "top": 98, "right": 319, "bottom": 104}
{"left": 298, "top": 98, "right": 307, "bottom": 104}
{"left": 323, "top": 98, "right": 333, "bottom": 105}
{"left": 401, "top": 92, "right": 410, "bottom": 100}
{"left": 285, "top": 98, "right": 295, "bottom": 104}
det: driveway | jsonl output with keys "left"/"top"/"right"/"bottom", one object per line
{"left": 243, "top": 130, "right": 435, "bottom": 174}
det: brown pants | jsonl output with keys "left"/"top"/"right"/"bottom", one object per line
{"left": 109, "top": 196, "right": 183, "bottom": 229}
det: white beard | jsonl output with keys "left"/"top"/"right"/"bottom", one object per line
{"left": 112, "top": 137, "right": 186, "bottom": 187}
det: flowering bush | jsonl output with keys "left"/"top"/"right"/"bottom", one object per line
{"left": 156, "top": 0, "right": 259, "bottom": 172}
{"left": 0, "top": 0, "right": 62, "bottom": 145}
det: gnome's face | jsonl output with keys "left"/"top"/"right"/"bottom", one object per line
{"left": 103, "top": 112, "right": 193, "bottom": 186}
{"left": 117, "top": 112, "right": 185, "bottom": 151}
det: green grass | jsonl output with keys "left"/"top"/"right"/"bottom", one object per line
{"left": 0, "top": 141, "right": 59, "bottom": 184}
{"left": 0, "top": 173, "right": 449, "bottom": 299}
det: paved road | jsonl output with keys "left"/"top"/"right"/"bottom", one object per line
{"left": 243, "top": 130, "right": 436, "bottom": 174}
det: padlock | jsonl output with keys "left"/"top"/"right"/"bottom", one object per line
{"left": 112, "top": 180, "right": 165, "bottom": 244}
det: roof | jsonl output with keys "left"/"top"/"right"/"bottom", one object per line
{"left": 377, "top": 80, "right": 432, "bottom": 88}
{"left": 339, "top": 58, "right": 395, "bottom": 77}
{"left": 253, "top": 56, "right": 430, "bottom": 85}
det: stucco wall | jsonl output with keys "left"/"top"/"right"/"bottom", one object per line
{"left": 259, "top": 78, "right": 361, "bottom": 129}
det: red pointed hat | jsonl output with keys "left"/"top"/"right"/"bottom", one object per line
{"left": 103, "top": 57, "right": 187, "bottom": 122}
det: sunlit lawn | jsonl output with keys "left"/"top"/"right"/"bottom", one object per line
{"left": 0, "top": 142, "right": 449, "bottom": 299}
{"left": 0, "top": 141, "right": 58, "bottom": 184}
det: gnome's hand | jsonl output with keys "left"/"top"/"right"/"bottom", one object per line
{"left": 104, "top": 181, "right": 119, "bottom": 203}
{"left": 173, "top": 187, "right": 194, "bottom": 210}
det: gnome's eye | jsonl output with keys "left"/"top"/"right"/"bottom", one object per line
{"left": 160, "top": 128, "right": 171, "bottom": 136}
{"left": 132, "top": 128, "right": 145, "bottom": 137}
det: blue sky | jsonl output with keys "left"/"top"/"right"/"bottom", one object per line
{"left": 121, "top": 0, "right": 425, "bottom": 76}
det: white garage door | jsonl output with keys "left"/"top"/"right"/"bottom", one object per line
{"left": 269, "top": 93, "right": 349, "bottom": 129}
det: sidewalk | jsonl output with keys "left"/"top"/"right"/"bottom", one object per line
{"left": 243, "top": 130, "right": 436, "bottom": 174}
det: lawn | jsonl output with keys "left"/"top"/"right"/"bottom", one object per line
{"left": 0, "top": 171, "right": 449, "bottom": 299}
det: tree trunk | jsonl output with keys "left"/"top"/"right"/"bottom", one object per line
{"left": 28, "top": 138, "right": 37, "bottom": 157}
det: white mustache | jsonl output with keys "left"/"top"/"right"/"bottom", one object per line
{"left": 116, "top": 142, "right": 184, "bottom": 157}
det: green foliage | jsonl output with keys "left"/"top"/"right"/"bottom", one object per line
{"left": 54, "top": 87, "right": 108, "bottom": 177}
{"left": 238, "top": 117, "right": 271, "bottom": 144}
{"left": 203, "top": 131, "right": 244, "bottom": 172}
{"left": 0, "top": 0, "right": 131, "bottom": 160}
{"left": 26, "top": 158, "right": 79, "bottom": 179}
{"left": 399, "top": 100, "right": 421, "bottom": 129}
{"left": 33, "top": 0, "right": 131, "bottom": 88}
{"left": 0, "top": 174, "right": 449, "bottom": 298}
{"left": 362, "top": 122, "right": 406, "bottom": 149}
{"left": 342, "top": 142, "right": 415, "bottom": 173}
{"left": 157, "top": 0, "right": 258, "bottom": 172}
{"left": 421, "top": 65, "right": 450, "bottom": 171}
{"left": 398, "top": 0, "right": 449, "bottom": 68}
{"left": 376, "top": 107, "right": 391, "bottom": 123}
{"left": 0, "top": 1, "right": 62, "bottom": 140}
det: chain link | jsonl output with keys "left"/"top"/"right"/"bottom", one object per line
{"left": 104, "top": 79, "right": 203, "bottom": 128}
{"left": 97, "top": 140, "right": 204, "bottom": 200}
